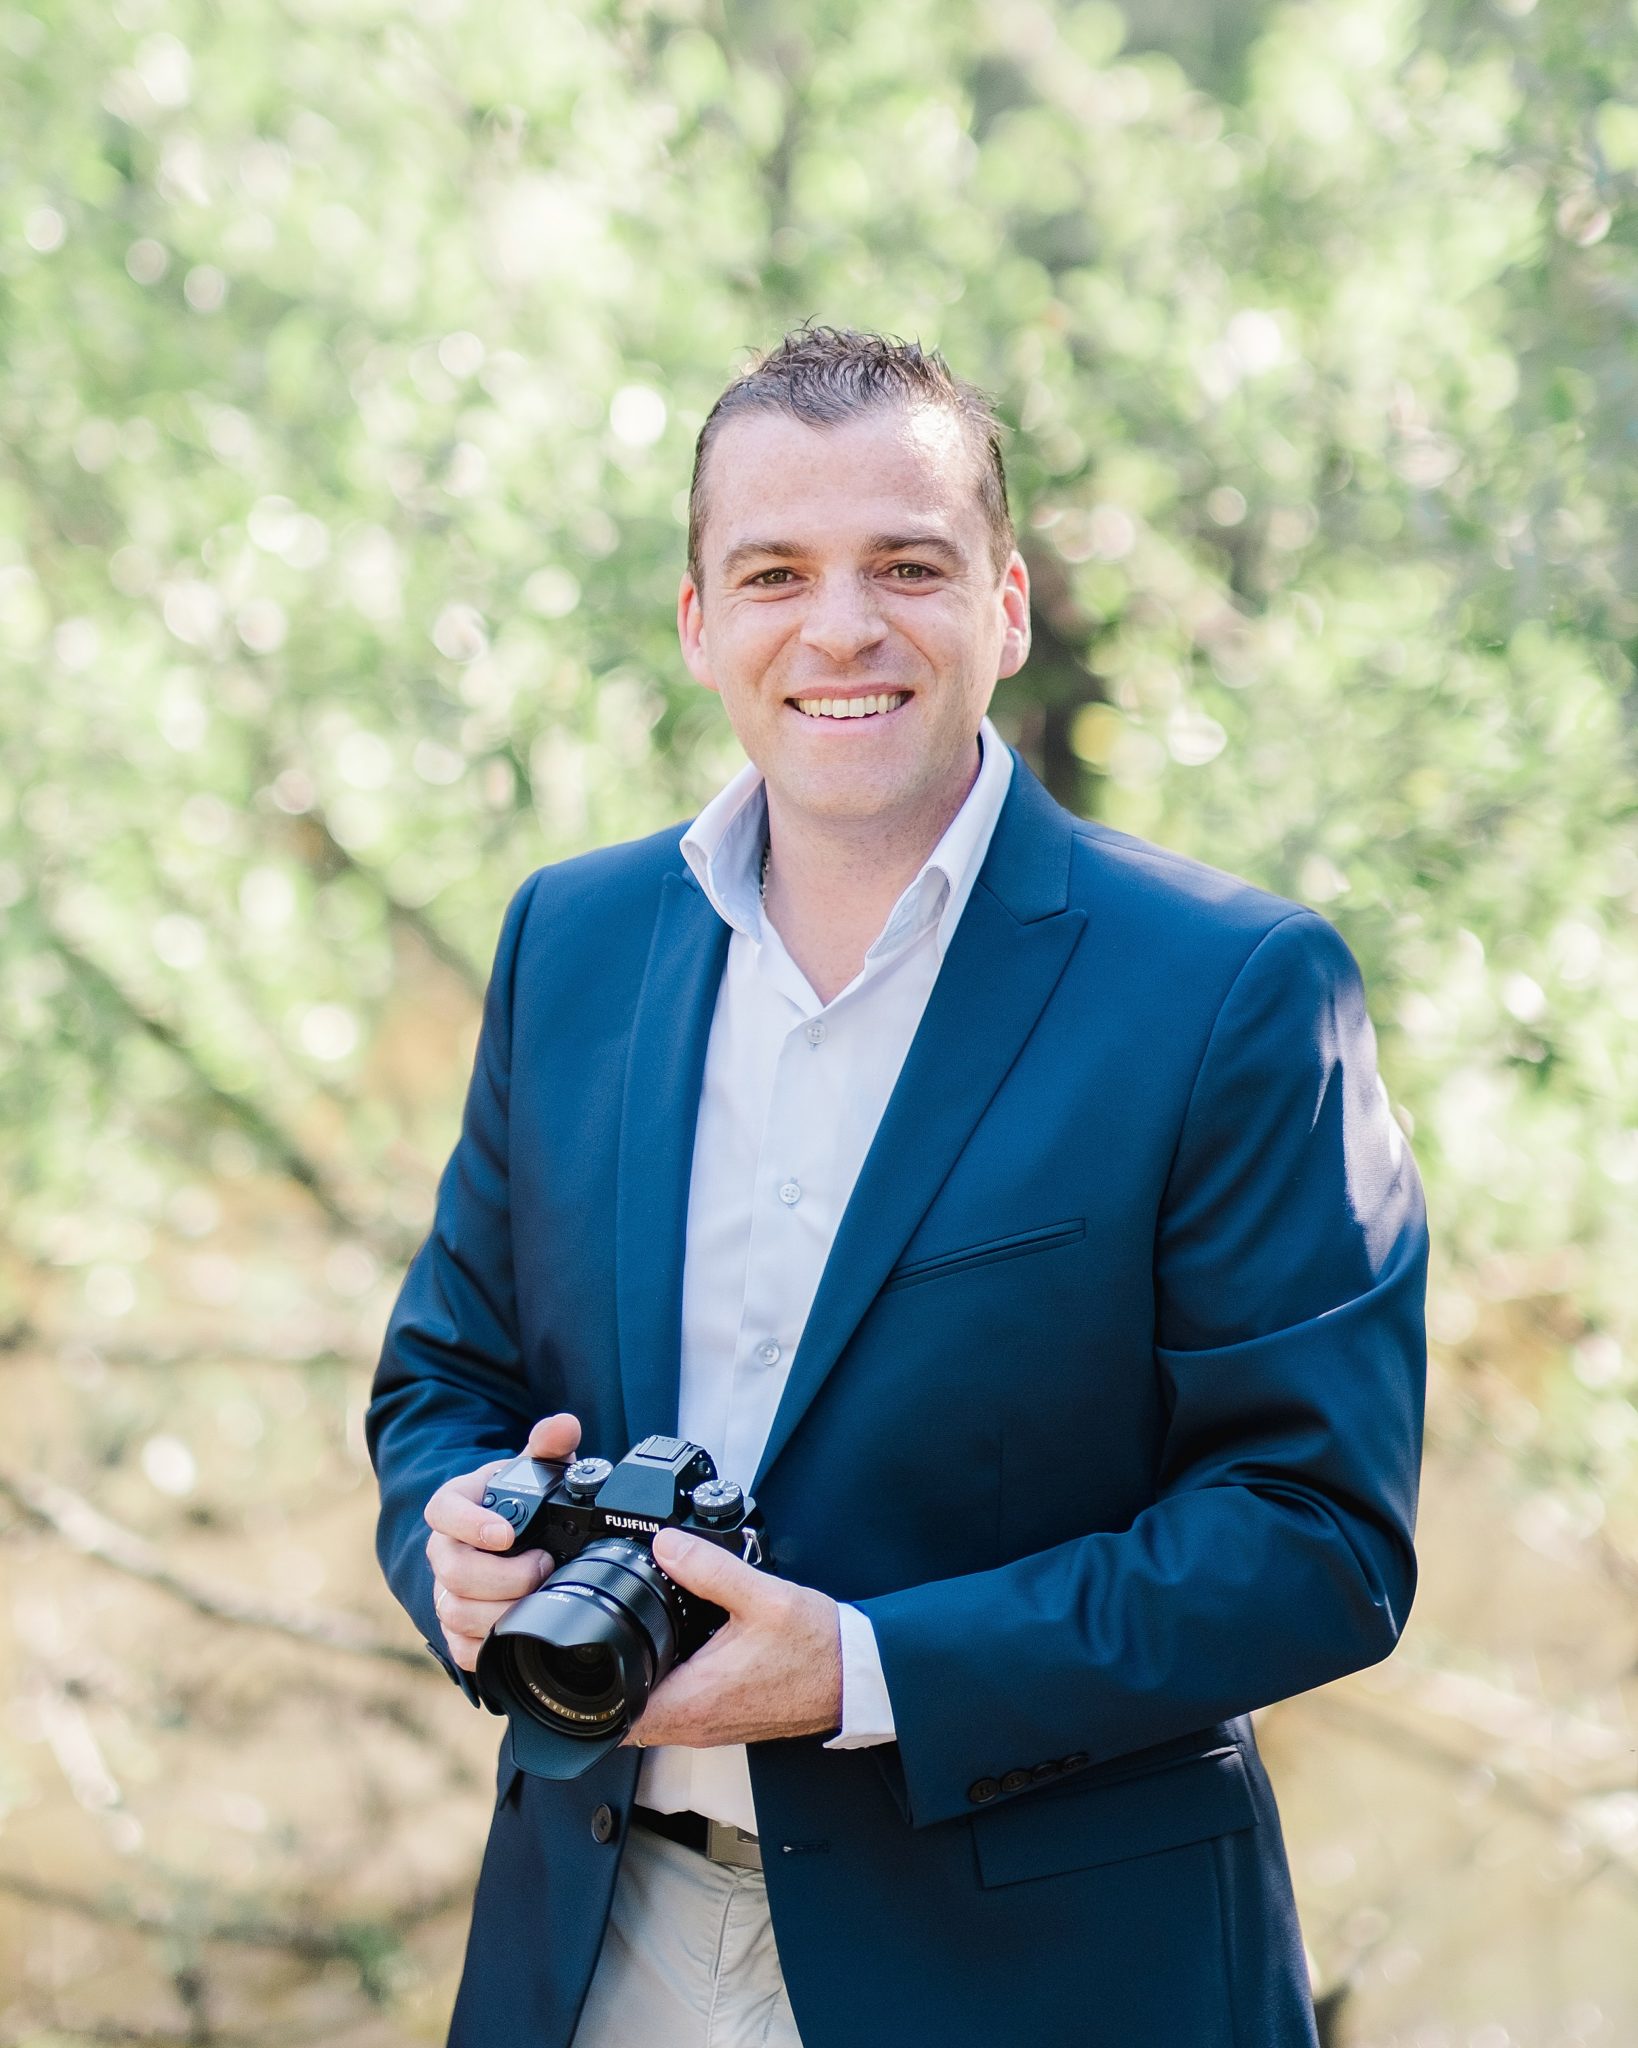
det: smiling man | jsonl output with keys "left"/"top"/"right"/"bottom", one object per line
{"left": 368, "top": 327, "right": 1428, "bottom": 2048}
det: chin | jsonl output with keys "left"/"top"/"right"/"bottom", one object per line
{"left": 777, "top": 763, "right": 908, "bottom": 818}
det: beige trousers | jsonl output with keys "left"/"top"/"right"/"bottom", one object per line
{"left": 570, "top": 1823, "right": 805, "bottom": 2048}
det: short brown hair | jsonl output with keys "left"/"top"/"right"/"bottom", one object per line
{"left": 687, "top": 324, "right": 1014, "bottom": 584}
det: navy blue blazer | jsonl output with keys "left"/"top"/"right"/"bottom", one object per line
{"left": 367, "top": 753, "right": 1427, "bottom": 2048}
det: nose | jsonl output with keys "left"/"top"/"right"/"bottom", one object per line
{"left": 797, "top": 572, "right": 888, "bottom": 665}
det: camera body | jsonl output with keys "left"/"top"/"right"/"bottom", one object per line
{"left": 482, "top": 1432, "right": 764, "bottom": 1584}
{"left": 473, "top": 1435, "right": 763, "bottom": 1781}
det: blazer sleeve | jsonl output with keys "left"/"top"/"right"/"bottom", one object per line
{"left": 857, "top": 909, "right": 1428, "bottom": 1828}
{"left": 365, "top": 870, "right": 544, "bottom": 1704}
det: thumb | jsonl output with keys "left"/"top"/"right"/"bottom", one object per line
{"left": 525, "top": 1412, "right": 583, "bottom": 1462}
{"left": 652, "top": 1528, "right": 759, "bottom": 1610}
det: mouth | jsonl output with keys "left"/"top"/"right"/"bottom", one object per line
{"left": 786, "top": 690, "right": 911, "bottom": 722}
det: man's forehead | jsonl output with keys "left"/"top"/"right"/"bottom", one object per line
{"left": 704, "top": 403, "right": 983, "bottom": 546}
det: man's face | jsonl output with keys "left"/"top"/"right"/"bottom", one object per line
{"left": 677, "top": 404, "right": 1030, "bottom": 834}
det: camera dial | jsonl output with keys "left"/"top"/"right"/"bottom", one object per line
{"left": 565, "top": 1456, "right": 613, "bottom": 1502}
{"left": 691, "top": 1479, "right": 744, "bottom": 1526}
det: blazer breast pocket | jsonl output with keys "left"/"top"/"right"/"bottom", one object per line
{"left": 971, "top": 1745, "right": 1257, "bottom": 1888}
{"left": 881, "top": 1218, "right": 1086, "bottom": 1294}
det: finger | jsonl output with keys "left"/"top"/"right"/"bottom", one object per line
{"left": 444, "top": 1629, "right": 486, "bottom": 1673}
{"left": 525, "top": 1411, "right": 583, "bottom": 1462}
{"left": 424, "top": 1470, "right": 516, "bottom": 1550}
{"left": 427, "top": 1532, "right": 554, "bottom": 1601}
{"left": 652, "top": 1528, "right": 762, "bottom": 1610}
{"left": 434, "top": 1590, "right": 521, "bottom": 1641}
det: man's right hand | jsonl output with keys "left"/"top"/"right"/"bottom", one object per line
{"left": 423, "top": 1412, "right": 582, "bottom": 1672}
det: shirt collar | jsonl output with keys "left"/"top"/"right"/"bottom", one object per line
{"left": 681, "top": 716, "right": 1014, "bottom": 963}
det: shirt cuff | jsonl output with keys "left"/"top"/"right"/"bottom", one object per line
{"left": 823, "top": 1601, "right": 898, "bottom": 1749}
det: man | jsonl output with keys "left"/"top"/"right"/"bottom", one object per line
{"left": 367, "top": 327, "right": 1427, "bottom": 2048}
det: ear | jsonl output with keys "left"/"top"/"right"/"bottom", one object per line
{"left": 677, "top": 572, "right": 719, "bottom": 693}
{"left": 996, "top": 551, "right": 1031, "bottom": 680}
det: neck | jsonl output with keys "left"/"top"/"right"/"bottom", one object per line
{"left": 760, "top": 742, "right": 981, "bottom": 1005}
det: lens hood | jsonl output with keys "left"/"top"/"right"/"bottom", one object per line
{"left": 476, "top": 1542, "right": 680, "bottom": 1781}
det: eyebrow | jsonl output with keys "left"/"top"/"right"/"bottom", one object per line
{"left": 720, "top": 531, "right": 967, "bottom": 576}
{"left": 721, "top": 539, "right": 805, "bottom": 576}
{"left": 865, "top": 532, "right": 965, "bottom": 563}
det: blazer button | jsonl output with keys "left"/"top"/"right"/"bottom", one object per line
{"left": 1060, "top": 1753, "right": 1089, "bottom": 1774}
{"left": 1031, "top": 1762, "right": 1059, "bottom": 1781}
{"left": 968, "top": 1777, "right": 1000, "bottom": 1805}
{"left": 1000, "top": 1769, "right": 1030, "bottom": 1794}
{"left": 590, "top": 1803, "right": 617, "bottom": 1845}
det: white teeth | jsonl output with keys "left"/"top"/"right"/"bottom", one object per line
{"left": 793, "top": 692, "right": 908, "bottom": 719}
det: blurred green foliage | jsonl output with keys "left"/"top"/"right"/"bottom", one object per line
{"left": 1, "top": 0, "right": 1636, "bottom": 2033}
{"left": 5, "top": 0, "right": 1634, "bottom": 1409}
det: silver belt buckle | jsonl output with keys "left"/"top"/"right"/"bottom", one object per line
{"left": 705, "top": 1818, "right": 763, "bottom": 1872}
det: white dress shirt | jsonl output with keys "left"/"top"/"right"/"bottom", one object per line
{"left": 635, "top": 717, "right": 1015, "bottom": 1835}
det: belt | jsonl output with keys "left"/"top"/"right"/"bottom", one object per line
{"left": 632, "top": 1805, "right": 763, "bottom": 1872}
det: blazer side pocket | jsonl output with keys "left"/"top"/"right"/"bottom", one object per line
{"left": 881, "top": 1218, "right": 1086, "bottom": 1293}
{"left": 972, "top": 1747, "right": 1256, "bottom": 1887}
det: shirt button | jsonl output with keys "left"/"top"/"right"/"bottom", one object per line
{"left": 757, "top": 1340, "right": 782, "bottom": 1366}
{"left": 805, "top": 1021, "right": 826, "bottom": 1046}
{"left": 779, "top": 1181, "right": 801, "bottom": 1206}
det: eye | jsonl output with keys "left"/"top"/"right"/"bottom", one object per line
{"left": 886, "top": 562, "right": 938, "bottom": 581}
{"left": 747, "top": 567, "right": 796, "bottom": 587}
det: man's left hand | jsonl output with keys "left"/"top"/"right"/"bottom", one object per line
{"left": 623, "top": 1529, "right": 842, "bottom": 1748}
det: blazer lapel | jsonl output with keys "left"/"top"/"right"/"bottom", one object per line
{"left": 754, "top": 762, "right": 1087, "bottom": 1490}
{"left": 614, "top": 870, "right": 730, "bottom": 1450}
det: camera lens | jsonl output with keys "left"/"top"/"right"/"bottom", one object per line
{"left": 503, "top": 1636, "right": 625, "bottom": 1731}
{"left": 546, "top": 1642, "right": 616, "bottom": 1698}
{"left": 482, "top": 1539, "right": 681, "bottom": 1744}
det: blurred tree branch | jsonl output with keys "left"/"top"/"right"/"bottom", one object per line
{"left": 0, "top": 1462, "right": 427, "bottom": 1671}
{"left": 0, "top": 1327, "right": 375, "bottom": 1371}
{"left": 1307, "top": 1690, "right": 1638, "bottom": 1901}
{"left": 11, "top": 2021, "right": 310, "bottom": 2048}
{"left": 45, "top": 926, "right": 378, "bottom": 1247}
{"left": 1016, "top": 543, "right": 1113, "bottom": 810}
{"left": 0, "top": 1865, "right": 467, "bottom": 2030}
{"left": 297, "top": 799, "right": 487, "bottom": 1000}
{"left": 0, "top": 1866, "right": 464, "bottom": 1955}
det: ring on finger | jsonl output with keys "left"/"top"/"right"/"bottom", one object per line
{"left": 434, "top": 1582, "right": 450, "bottom": 1619}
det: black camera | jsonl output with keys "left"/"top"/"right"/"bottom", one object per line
{"left": 473, "top": 1434, "right": 764, "bottom": 1781}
